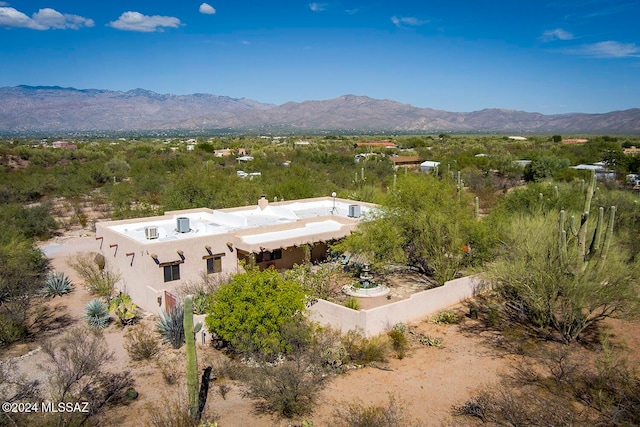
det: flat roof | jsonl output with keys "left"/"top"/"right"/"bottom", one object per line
{"left": 103, "top": 197, "right": 374, "bottom": 244}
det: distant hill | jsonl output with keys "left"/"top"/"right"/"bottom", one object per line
{"left": 1, "top": 85, "right": 639, "bottom": 134}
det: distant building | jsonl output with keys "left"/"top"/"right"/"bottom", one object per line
{"left": 354, "top": 141, "right": 396, "bottom": 149}
{"left": 571, "top": 162, "right": 616, "bottom": 181}
{"left": 624, "top": 146, "right": 640, "bottom": 156}
{"left": 420, "top": 160, "right": 441, "bottom": 173}
{"left": 562, "top": 139, "right": 588, "bottom": 145}
{"left": 51, "top": 141, "right": 77, "bottom": 149}
{"left": 214, "top": 149, "right": 232, "bottom": 157}
{"left": 508, "top": 136, "right": 527, "bottom": 141}
{"left": 390, "top": 156, "right": 421, "bottom": 170}
{"left": 236, "top": 155, "right": 254, "bottom": 162}
{"left": 94, "top": 196, "right": 376, "bottom": 315}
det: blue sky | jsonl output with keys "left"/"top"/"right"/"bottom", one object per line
{"left": 1, "top": 1, "right": 639, "bottom": 114}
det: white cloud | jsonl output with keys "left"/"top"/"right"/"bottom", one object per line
{"left": 0, "top": 6, "right": 93, "bottom": 30}
{"left": 199, "top": 3, "right": 216, "bottom": 15}
{"left": 571, "top": 41, "right": 640, "bottom": 58}
{"left": 541, "top": 28, "right": 573, "bottom": 42}
{"left": 108, "top": 11, "right": 181, "bottom": 32}
{"left": 391, "top": 16, "right": 428, "bottom": 28}
{"left": 33, "top": 8, "right": 94, "bottom": 30}
{"left": 309, "top": 3, "right": 328, "bottom": 12}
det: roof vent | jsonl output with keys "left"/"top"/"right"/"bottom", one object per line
{"left": 145, "top": 226, "right": 159, "bottom": 240}
{"left": 348, "top": 205, "right": 361, "bottom": 218}
{"left": 176, "top": 217, "right": 190, "bottom": 233}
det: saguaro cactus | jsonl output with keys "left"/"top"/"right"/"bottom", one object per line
{"left": 184, "top": 296, "right": 199, "bottom": 421}
{"left": 558, "top": 170, "right": 615, "bottom": 270}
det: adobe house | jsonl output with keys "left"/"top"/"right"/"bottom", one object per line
{"left": 94, "top": 196, "right": 376, "bottom": 314}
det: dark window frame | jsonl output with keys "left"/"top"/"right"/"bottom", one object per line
{"left": 163, "top": 264, "right": 180, "bottom": 282}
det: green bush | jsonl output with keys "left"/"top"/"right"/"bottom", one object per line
{"left": 431, "top": 310, "right": 460, "bottom": 325}
{"left": 387, "top": 323, "right": 409, "bottom": 359}
{"left": 205, "top": 267, "right": 306, "bottom": 355}
{"left": 344, "top": 296, "right": 360, "bottom": 310}
{"left": 341, "top": 330, "right": 388, "bottom": 365}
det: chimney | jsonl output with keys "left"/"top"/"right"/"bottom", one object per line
{"left": 258, "top": 195, "right": 268, "bottom": 210}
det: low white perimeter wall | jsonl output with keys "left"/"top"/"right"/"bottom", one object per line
{"left": 309, "top": 275, "right": 486, "bottom": 336}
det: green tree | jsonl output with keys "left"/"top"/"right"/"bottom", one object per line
{"left": 336, "top": 174, "right": 482, "bottom": 284}
{"left": 524, "top": 156, "right": 571, "bottom": 182}
{"left": 105, "top": 157, "right": 130, "bottom": 182}
{"left": 0, "top": 230, "right": 49, "bottom": 345}
{"left": 205, "top": 267, "right": 306, "bottom": 355}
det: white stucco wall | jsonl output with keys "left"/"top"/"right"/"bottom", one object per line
{"left": 309, "top": 275, "right": 486, "bottom": 336}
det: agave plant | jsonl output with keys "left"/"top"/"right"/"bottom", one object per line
{"left": 156, "top": 304, "right": 184, "bottom": 349}
{"left": 84, "top": 298, "right": 110, "bottom": 329}
{"left": 109, "top": 293, "right": 138, "bottom": 326}
{"left": 41, "top": 272, "right": 74, "bottom": 298}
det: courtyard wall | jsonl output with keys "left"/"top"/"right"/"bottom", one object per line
{"left": 309, "top": 275, "right": 486, "bottom": 336}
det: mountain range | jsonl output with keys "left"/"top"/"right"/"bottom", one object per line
{"left": 1, "top": 85, "right": 639, "bottom": 134}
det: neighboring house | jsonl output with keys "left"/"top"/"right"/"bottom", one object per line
{"left": 51, "top": 141, "right": 78, "bottom": 149}
{"left": 94, "top": 196, "right": 376, "bottom": 315}
{"left": 571, "top": 163, "right": 617, "bottom": 181}
{"left": 214, "top": 149, "right": 232, "bottom": 157}
{"left": 390, "top": 156, "right": 421, "bottom": 170}
{"left": 624, "top": 146, "right": 640, "bottom": 156}
{"left": 236, "top": 155, "right": 254, "bottom": 162}
{"left": 420, "top": 160, "right": 441, "bottom": 173}
{"left": 354, "top": 141, "right": 396, "bottom": 149}
{"left": 508, "top": 136, "right": 527, "bottom": 141}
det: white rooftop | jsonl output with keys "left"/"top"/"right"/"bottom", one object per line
{"left": 106, "top": 198, "right": 374, "bottom": 244}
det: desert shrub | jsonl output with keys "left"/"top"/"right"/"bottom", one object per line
{"left": 41, "top": 271, "right": 74, "bottom": 298}
{"left": 147, "top": 391, "right": 219, "bottom": 427}
{"left": 344, "top": 296, "right": 360, "bottom": 310}
{"left": 156, "top": 353, "right": 181, "bottom": 385}
{"left": 41, "top": 326, "right": 134, "bottom": 426}
{"left": 387, "top": 323, "right": 408, "bottom": 359}
{"left": 431, "top": 310, "right": 460, "bottom": 325}
{"left": 68, "top": 251, "right": 120, "bottom": 300}
{"left": 243, "top": 358, "right": 326, "bottom": 418}
{"left": 332, "top": 394, "right": 409, "bottom": 427}
{"left": 124, "top": 323, "right": 160, "bottom": 361}
{"left": 84, "top": 298, "right": 110, "bottom": 329}
{"left": 157, "top": 305, "right": 185, "bottom": 349}
{"left": 341, "top": 329, "right": 388, "bottom": 365}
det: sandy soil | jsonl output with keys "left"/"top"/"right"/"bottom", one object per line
{"left": 4, "top": 234, "right": 639, "bottom": 427}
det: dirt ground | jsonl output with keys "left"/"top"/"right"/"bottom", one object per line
{"left": 3, "top": 233, "right": 639, "bottom": 427}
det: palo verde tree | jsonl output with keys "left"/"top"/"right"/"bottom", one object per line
{"left": 336, "top": 173, "right": 486, "bottom": 284}
{"left": 489, "top": 171, "right": 639, "bottom": 343}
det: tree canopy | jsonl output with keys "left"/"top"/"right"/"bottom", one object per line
{"left": 336, "top": 173, "right": 487, "bottom": 284}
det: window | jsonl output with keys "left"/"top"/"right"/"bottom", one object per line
{"left": 206, "top": 256, "right": 222, "bottom": 274}
{"left": 163, "top": 264, "right": 180, "bottom": 282}
{"left": 256, "top": 249, "right": 282, "bottom": 263}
